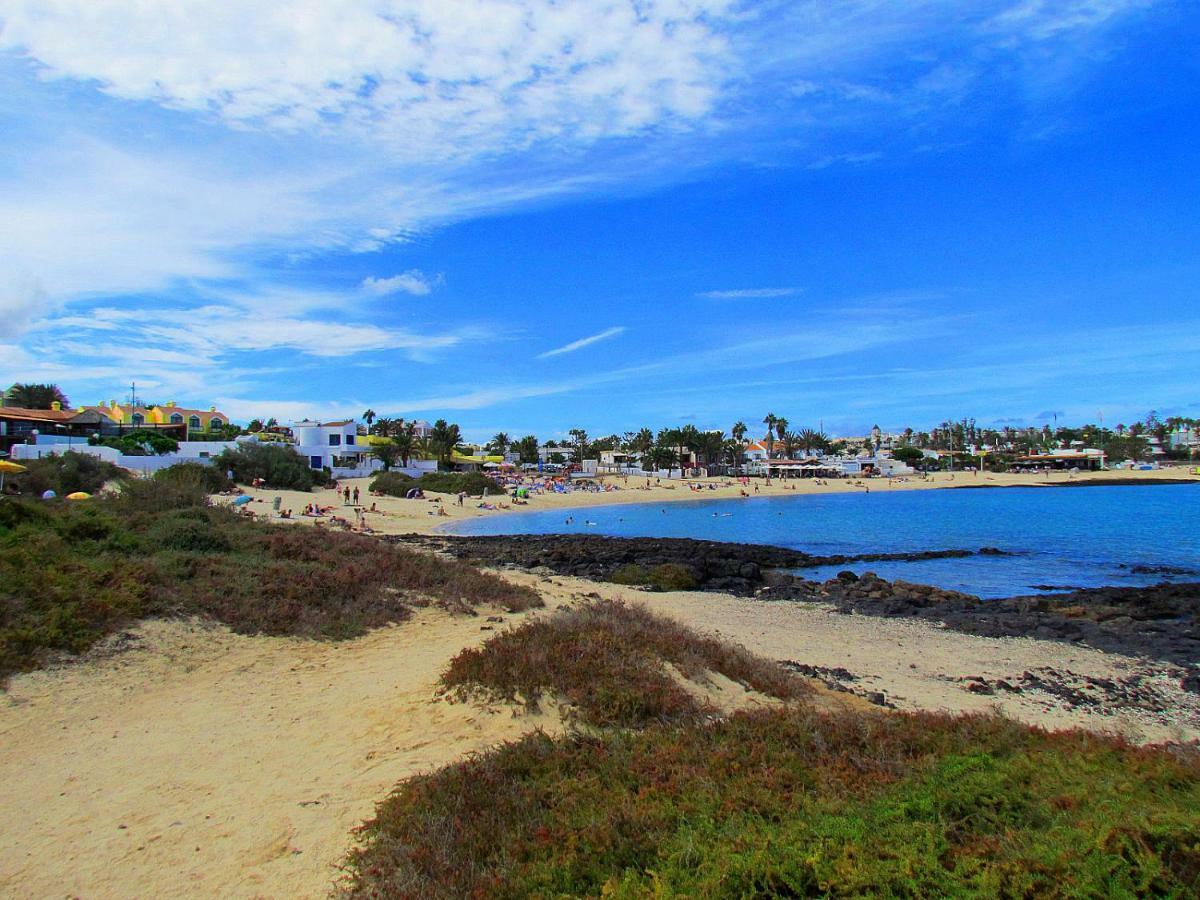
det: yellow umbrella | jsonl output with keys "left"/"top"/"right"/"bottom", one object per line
{"left": 0, "top": 459, "right": 26, "bottom": 493}
{"left": 66, "top": 491, "right": 92, "bottom": 501}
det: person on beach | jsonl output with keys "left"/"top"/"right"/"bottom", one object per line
{"left": 343, "top": 486, "right": 351, "bottom": 505}
{"left": 352, "top": 486, "right": 360, "bottom": 505}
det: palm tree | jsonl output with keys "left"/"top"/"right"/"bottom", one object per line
{"left": 796, "top": 427, "right": 829, "bottom": 456}
{"left": 780, "top": 430, "right": 800, "bottom": 459}
{"left": 490, "top": 432, "right": 511, "bottom": 457}
{"left": 430, "top": 419, "right": 462, "bottom": 470}
{"left": 730, "top": 421, "right": 748, "bottom": 474}
{"left": 372, "top": 416, "right": 392, "bottom": 437}
{"left": 5, "top": 383, "right": 69, "bottom": 409}
{"left": 774, "top": 417, "right": 789, "bottom": 452}
{"left": 762, "top": 413, "right": 777, "bottom": 458}
{"left": 362, "top": 408, "right": 376, "bottom": 430}
{"left": 394, "top": 422, "right": 416, "bottom": 466}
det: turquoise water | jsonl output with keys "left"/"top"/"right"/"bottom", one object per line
{"left": 449, "top": 484, "right": 1200, "bottom": 598}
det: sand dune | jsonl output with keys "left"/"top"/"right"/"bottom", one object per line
{"left": 1, "top": 566, "right": 1195, "bottom": 898}
{"left": 0, "top": 610, "right": 561, "bottom": 899}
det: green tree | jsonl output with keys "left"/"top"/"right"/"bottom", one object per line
{"left": 774, "top": 417, "right": 789, "bottom": 449}
{"left": 796, "top": 428, "right": 829, "bottom": 455}
{"left": 371, "top": 439, "right": 402, "bottom": 471}
{"left": 490, "top": 432, "right": 511, "bottom": 457}
{"left": 429, "top": 420, "right": 463, "bottom": 470}
{"left": 514, "top": 435, "right": 540, "bottom": 465}
{"left": 5, "top": 383, "right": 70, "bottom": 409}
{"left": 568, "top": 428, "right": 590, "bottom": 464}
{"left": 762, "top": 413, "right": 777, "bottom": 458}
{"left": 362, "top": 409, "right": 377, "bottom": 430}
{"left": 214, "top": 443, "right": 320, "bottom": 491}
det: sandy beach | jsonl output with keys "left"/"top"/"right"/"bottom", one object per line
{"left": 2, "top": 561, "right": 1196, "bottom": 898}
{"left": 221, "top": 467, "right": 1200, "bottom": 537}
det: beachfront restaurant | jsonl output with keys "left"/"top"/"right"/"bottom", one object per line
{"left": 749, "top": 457, "right": 842, "bottom": 478}
{"left": 1011, "top": 449, "right": 1105, "bottom": 471}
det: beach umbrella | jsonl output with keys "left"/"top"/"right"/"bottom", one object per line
{"left": 66, "top": 491, "right": 92, "bottom": 501}
{"left": 42, "top": 489, "right": 57, "bottom": 500}
{"left": 0, "top": 459, "right": 25, "bottom": 493}
{"left": 232, "top": 494, "right": 253, "bottom": 506}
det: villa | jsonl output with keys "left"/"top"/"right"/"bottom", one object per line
{"left": 82, "top": 400, "right": 229, "bottom": 435}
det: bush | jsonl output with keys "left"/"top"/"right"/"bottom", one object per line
{"left": 154, "top": 462, "right": 234, "bottom": 494}
{"left": 370, "top": 471, "right": 414, "bottom": 497}
{"left": 416, "top": 472, "right": 501, "bottom": 495}
{"left": 92, "top": 429, "right": 179, "bottom": 456}
{"left": 10, "top": 452, "right": 127, "bottom": 497}
{"left": 214, "top": 442, "right": 319, "bottom": 491}
{"left": 346, "top": 710, "right": 1200, "bottom": 899}
{"left": 608, "top": 563, "right": 698, "bottom": 591}
{"left": 0, "top": 484, "right": 543, "bottom": 680}
{"left": 441, "top": 599, "right": 805, "bottom": 727}
{"left": 146, "top": 509, "right": 231, "bottom": 552}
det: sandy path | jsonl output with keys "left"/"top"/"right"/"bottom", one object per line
{"left": 219, "top": 468, "right": 1199, "bottom": 537}
{"left": 0, "top": 610, "right": 559, "bottom": 899}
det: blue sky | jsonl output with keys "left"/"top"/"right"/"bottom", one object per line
{"left": 2, "top": 1, "right": 1198, "bottom": 441}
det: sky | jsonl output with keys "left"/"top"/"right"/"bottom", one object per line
{"left": 1, "top": 0, "right": 1198, "bottom": 442}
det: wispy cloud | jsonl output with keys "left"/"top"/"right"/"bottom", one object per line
{"left": 362, "top": 271, "right": 443, "bottom": 296}
{"left": 696, "top": 287, "right": 799, "bottom": 299}
{"left": 537, "top": 326, "right": 627, "bottom": 359}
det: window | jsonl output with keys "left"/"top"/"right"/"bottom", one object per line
{"left": 210, "top": 418, "right": 223, "bottom": 429}
{"left": 328, "top": 434, "right": 341, "bottom": 446}
{"left": 346, "top": 434, "right": 356, "bottom": 445}
{"left": 189, "top": 415, "right": 201, "bottom": 430}
{"left": 131, "top": 413, "right": 144, "bottom": 426}
{"left": 170, "top": 413, "right": 183, "bottom": 424}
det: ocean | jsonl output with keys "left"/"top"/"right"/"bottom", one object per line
{"left": 449, "top": 483, "right": 1200, "bottom": 598}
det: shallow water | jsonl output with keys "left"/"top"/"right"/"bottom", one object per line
{"left": 450, "top": 484, "right": 1200, "bottom": 598}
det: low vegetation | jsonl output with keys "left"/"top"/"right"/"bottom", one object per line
{"left": 441, "top": 599, "right": 806, "bottom": 728}
{"left": 349, "top": 706, "right": 1200, "bottom": 898}
{"left": 214, "top": 442, "right": 327, "bottom": 491}
{"left": 608, "top": 562, "right": 699, "bottom": 591}
{"left": 0, "top": 462, "right": 540, "bottom": 680}
{"left": 370, "top": 470, "right": 500, "bottom": 497}
{"left": 6, "top": 451, "right": 127, "bottom": 497}
{"left": 347, "top": 599, "right": 1200, "bottom": 898}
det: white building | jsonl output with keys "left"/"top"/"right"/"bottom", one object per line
{"left": 291, "top": 420, "right": 380, "bottom": 476}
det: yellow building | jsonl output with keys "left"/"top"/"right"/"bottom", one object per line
{"left": 86, "top": 400, "right": 230, "bottom": 433}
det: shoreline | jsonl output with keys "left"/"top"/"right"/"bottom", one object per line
{"left": 220, "top": 466, "right": 1199, "bottom": 539}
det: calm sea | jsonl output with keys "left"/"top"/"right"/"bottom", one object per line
{"left": 449, "top": 484, "right": 1200, "bottom": 598}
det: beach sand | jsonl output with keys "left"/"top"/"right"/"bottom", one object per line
{"left": 0, "top": 609, "right": 563, "bottom": 899}
{"left": 223, "top": 466, "right": 1200, "bottom": 537}
{"left": 3, "top": 564, "right": 1196, "bottom": 898}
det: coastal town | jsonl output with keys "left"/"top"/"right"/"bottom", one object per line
{"left": 4, "top": 4, "right": 1200, "bottom": 896}
{"left": 3, "top": 382, "right": 1198, "bottom": 486}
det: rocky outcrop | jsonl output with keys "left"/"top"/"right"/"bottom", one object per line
{"left": 391, "top": 533, "right": 1011, "bottom": 596}
{"left": 389, "top": 533, "right": 1199, "bottom": 670}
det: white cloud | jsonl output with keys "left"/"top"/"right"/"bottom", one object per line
{"left": 537, "top": 326, "right": 627, "bottom": 359}
{"left": 362, "top": 271, "right": 442, "bottom": 296}
{"left": 696, "top": 287, "right": 799, "bottom": 299}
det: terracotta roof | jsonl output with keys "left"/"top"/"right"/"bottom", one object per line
{"left": 0, "top": 406, "right": 76, "bottom": 422}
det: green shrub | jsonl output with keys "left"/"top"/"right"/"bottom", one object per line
{"left": 154, "top": 461, "right": 234, "bottom": 494}
{"left": 441, "top": 599, "right": 805, "bottom": 727}
{"left": 608, "top": 564, "right": 651, "bottom": 586}
{"left": 415, "top": 471, "right": 501, "bottom": 495}
{"left": 146, "top": 509, "right": 231, "bottom": 552}
{"left": 369, "top": 471, "right": 414, "bottom": 497}
{"left": 11, "top": 452, "right": 127, "bottom": 497}
{"left": 648, "top": 563, "right": 698, "bottom": 591}
{"left": 214, "top": 442, "right": 318, "bottom": 491}
{"left": 92, "top": 429, "right": 179, "bottom": 456}
{"left": 0, "top": 484, "right": 543, "bottom": 680}
{"left": 608, "top": 563, "right": 697, "bottom": 591}
{"left": 346, "top": 709, "right": 1200, "bottom": 898}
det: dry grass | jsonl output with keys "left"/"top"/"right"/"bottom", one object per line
{"left": 439, "top": 598, "right": 807, "bottom": 728}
